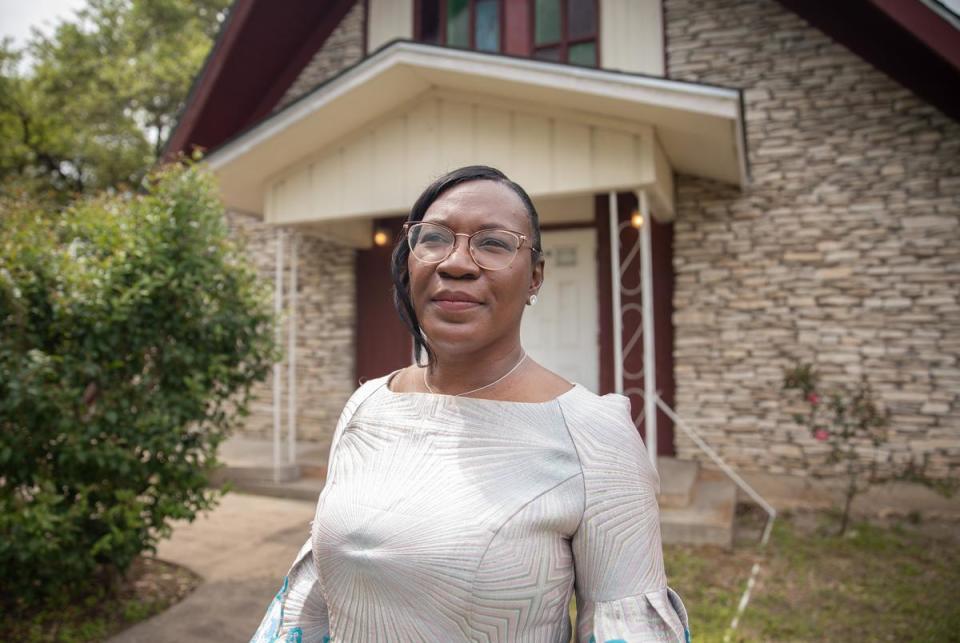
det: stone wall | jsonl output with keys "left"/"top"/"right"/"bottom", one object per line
{"left": 276, "top": 0, "right": 365, "bottom": 109}
{"left": 292, "top": 231, "right": 356, "bottom": 443}
{"left": 664, "top": 0, "right": 960, "bottom": 478}
{"left": 222, "top": 2, "right": 366, "bottom": 448}
{"left": 223, "top": 211, "right": 273, "bottom": 439}
{"left": 225, "top": 213, "right": 356, "bottom": 445}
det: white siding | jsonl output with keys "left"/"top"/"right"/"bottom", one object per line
{"left": 600, "top": 0, "right": 664, "bottom": 76}
{"left": 265, "top": 90, "right": 667, "bottom": 227}
{"left": 367, "top": 0, "right": 413, "bottom": 53}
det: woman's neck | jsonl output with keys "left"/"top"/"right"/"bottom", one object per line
{"left": 425, "top": 341, "right": 525, "bottom": 395}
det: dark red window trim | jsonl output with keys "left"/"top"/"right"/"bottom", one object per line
{"left": 529, "top": 0, "right": 600, "bottom": 67}
{"left": 412, "top": 0, "right": 599, "bottom": 64}
{"left": 413, "top": 0, "right": 507, "bottom": 53}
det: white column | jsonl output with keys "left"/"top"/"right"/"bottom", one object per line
{"left": 637, "top": 190, "right": 657, "bottom": 469}
{"left": 287, "top": 231, "right": 298, "bottom": 467}
{"left": 273, "top": 229, "right": 285, "bottom": 483}
{"left": 608, "top": 192, "right": 624, "bottom": 395}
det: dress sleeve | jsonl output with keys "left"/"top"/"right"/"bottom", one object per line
{"left": 249, "top": 376, "right": 387, "bottom": 642}
{"left": 570, "top": 394, "right": 691, "bottom": 643}
{"left": 250, "top": 539, "right": 330, "bottom": 642}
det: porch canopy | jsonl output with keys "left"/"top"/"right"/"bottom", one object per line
{"left": 206, "top": 41, "right": 746, "bottom": 247}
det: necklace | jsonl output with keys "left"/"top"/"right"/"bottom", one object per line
{"left": 423, "top": 350, "right": 528, "bottom": 397}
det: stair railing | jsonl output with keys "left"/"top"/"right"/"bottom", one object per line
{"left": 649, "top": 391, "right": 776, "bottom": 641}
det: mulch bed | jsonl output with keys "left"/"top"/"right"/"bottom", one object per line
{"left": 1, "top": 557, "right": 201, "bottom": 643}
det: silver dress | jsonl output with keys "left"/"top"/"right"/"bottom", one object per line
{"left": 251, "top": 371, "right": 691, "bottom": 642}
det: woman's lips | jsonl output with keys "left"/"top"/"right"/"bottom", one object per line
{"left": 431, "top": 299, "right": 482, "bottom": 312}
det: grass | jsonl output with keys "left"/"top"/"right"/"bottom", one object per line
{"left": 664, "top": 507, "right": 960, "bottom": 642}
{"left": 6, "top": 508, "right": 957, "bottom": 642}
{"left": 0, "top": 557, "right": 201, "bottom": 643}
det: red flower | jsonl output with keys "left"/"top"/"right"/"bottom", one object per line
{"left": 807, "top": 392, "right": 820, "bottom": 406}
{"left": 814, "top": 429, "right": 829, "bottom": 441}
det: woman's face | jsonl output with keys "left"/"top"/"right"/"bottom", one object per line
{"left": 408, "top": 180, "right": 544, "bottom": 358}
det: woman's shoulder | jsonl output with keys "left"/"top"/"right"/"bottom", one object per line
{"left": 381, "top": 365, "right": 415, "bottom": 393}
{"left": 558, "top": 386, "right": 633, "bottom": 429}
{"left": 338, "top": 371, "right": 396, "bottom": 417}
{"left": 558, "top": 387, "right": 659, "bottom": 489}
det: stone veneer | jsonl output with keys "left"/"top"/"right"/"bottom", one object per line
{"left": 223, "top": 1, "right": 366, "bottom": 449}
{"left": 276, "top": 1, "right": 365, "bottom": 110}
{"left": 225, "top": 214, "right": 356, "bottom": 445}
{"left": 664, "top": 0, "right": 960, "bottom": 478}
{"left": 223, "top": 0, "right": 960, "bottom": 480}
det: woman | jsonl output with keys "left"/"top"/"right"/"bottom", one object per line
{"left": 251, "top": 166, "right": 691, "bottom": 642}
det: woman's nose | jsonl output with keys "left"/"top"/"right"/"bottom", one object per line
{"left": 437, "top": 234, "right": 480, "bottom": 276}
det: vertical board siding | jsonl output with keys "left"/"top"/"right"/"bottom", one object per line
{"left": 267, "top": 92, "right": 663, "bottom": 224}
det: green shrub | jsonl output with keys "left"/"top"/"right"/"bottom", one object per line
{"left": 0, "top": 163, "right": 277, "bottom": 609}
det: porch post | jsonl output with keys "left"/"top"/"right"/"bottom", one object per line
{"left": 637, "top": 190, "right": 657, "bottom": 469}
{"left": 273, "top": 228, "right": 285, "bottom": 483}
{"left": 287, "top": 231, "right": 298, "bottom": 467}
{"left": 608, "top": 192, "right": 624, "bottom": 394}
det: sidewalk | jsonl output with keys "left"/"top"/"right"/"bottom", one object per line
{"left": 108, "top": 492, "right": 317, "bottom": 642}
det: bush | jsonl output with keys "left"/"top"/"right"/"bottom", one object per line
{"left": 782, "top": 362, "right": 957, "bottom": 536}
{"left": 0, "top": 163, "right": 277, "bottom": 610}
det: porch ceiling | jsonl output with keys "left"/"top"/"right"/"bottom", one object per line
{"left": 206, "top": 41, "right": 746, "bottom": 224}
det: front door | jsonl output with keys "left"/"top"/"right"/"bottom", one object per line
{"left": 520, "top": 228, "right": 599, "bottom": 392}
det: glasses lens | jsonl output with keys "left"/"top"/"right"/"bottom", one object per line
{"left": 470, "top": 230, "right": 520, "bottom": 270}
{"left": 408, "top": 222, "right": 454, "bottom": 263}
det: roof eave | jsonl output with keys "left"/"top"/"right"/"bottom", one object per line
{"left": 206, "top": 41, "right": 749, "bottom": 214}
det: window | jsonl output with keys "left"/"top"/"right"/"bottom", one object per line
{"left": 417, "top": 0, "right": 502, "bottom": 53}
{"left": 533, "top": 0, "right": 597, "bottom": 67}
{"left": 414, "top": 0, "right": 598, "bottom": 66}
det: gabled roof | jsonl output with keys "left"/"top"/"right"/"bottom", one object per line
{"left": 776, "top": 0, "right": 960, "bottom": 122}
{"left": 162, "top": 0, "right": 357, "bottom": 160}
{"left": 166, "top": 0, "right": 960, "bottom": 163}
{"left": 204, "top": 41, "right": 747, "bottom": 217}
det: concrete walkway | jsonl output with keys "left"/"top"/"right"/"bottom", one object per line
{"left": 108, "top": 492, "right": 317, "bottom": 642}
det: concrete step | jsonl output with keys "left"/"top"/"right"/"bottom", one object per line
{"left": 660, "top": 473, "right": 737, "bottom": 549}
{"left": 219, "top": 463, "right": 301, "bottom": 483}
{"left": 297, "top": 445, "right": 330, "bottom": 480}
{"left": 219, "top": 476, "right": 326, "bottom": 502}
{"left": 299, "top": 463, "right": 328, "bottom": 480}
{"left": 217, "top": 437, "right": 329, "bottom": 483}
{"left": 657, "top": 457, "right": 699, "bottom": 509}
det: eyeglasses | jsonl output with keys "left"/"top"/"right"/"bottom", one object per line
{"left": 403, "top": 221, "right": 536, "bottom": 271}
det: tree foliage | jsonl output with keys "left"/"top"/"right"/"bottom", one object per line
{"left": 0, "top": 162, "right": 277, "bottom": 609}
{"left": 0, "top": 0, "right": 230, "bottom": 201}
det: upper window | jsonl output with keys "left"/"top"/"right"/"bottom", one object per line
{"left": 533, "top": 0, "right": 597, "bottom": 67}
{"left": 415, "top": 0, "right": 598, "bottom": 66}
{"left": 417, "top": 0, "right": 503, "bottom": 53}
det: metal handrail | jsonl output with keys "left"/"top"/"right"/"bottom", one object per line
{"left": 649, "top": 393, "right": 777, "bottom": 642}
{"left": 653, "top": 394, "right": 777, "bottom": 546}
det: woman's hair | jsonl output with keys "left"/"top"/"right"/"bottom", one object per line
{"left": 390, "top": 165, "right": 543, "bottom": 367}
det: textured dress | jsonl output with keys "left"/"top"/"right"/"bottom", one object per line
{"left": 251, "top": 371, "right": 691, "bottom": 643}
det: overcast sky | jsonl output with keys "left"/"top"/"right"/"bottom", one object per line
{"left": 0, "top": 0, "right": 88, "bottom": 49}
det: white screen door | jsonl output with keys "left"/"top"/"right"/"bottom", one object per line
{"left": 520, "top": 228, "right": 599, "bottom": 392}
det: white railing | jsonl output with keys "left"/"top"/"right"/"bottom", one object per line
{"left": 612, "top": 189, "right": 776, "bottom": 640}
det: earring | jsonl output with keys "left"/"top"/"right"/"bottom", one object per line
{"left": 527, "top": 294, "right": 538, "bottom": 306}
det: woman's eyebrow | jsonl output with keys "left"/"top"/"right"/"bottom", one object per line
{"left": 422, "top": 217, "right": 517, "bottom": 231}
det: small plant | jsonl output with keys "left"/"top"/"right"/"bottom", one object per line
{"left": 782, "top": 363, "right": 955, "bottom": 536}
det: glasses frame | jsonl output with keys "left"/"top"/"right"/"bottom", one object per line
{"left": 402, "top": 221, "right": 536, "bottom": 271}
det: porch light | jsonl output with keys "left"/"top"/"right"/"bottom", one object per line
{"left": 373, "top": 228, "right": 390, "bottom": 246}
{"left": 631, "top": 210, "right": 644, "bottom": 229}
